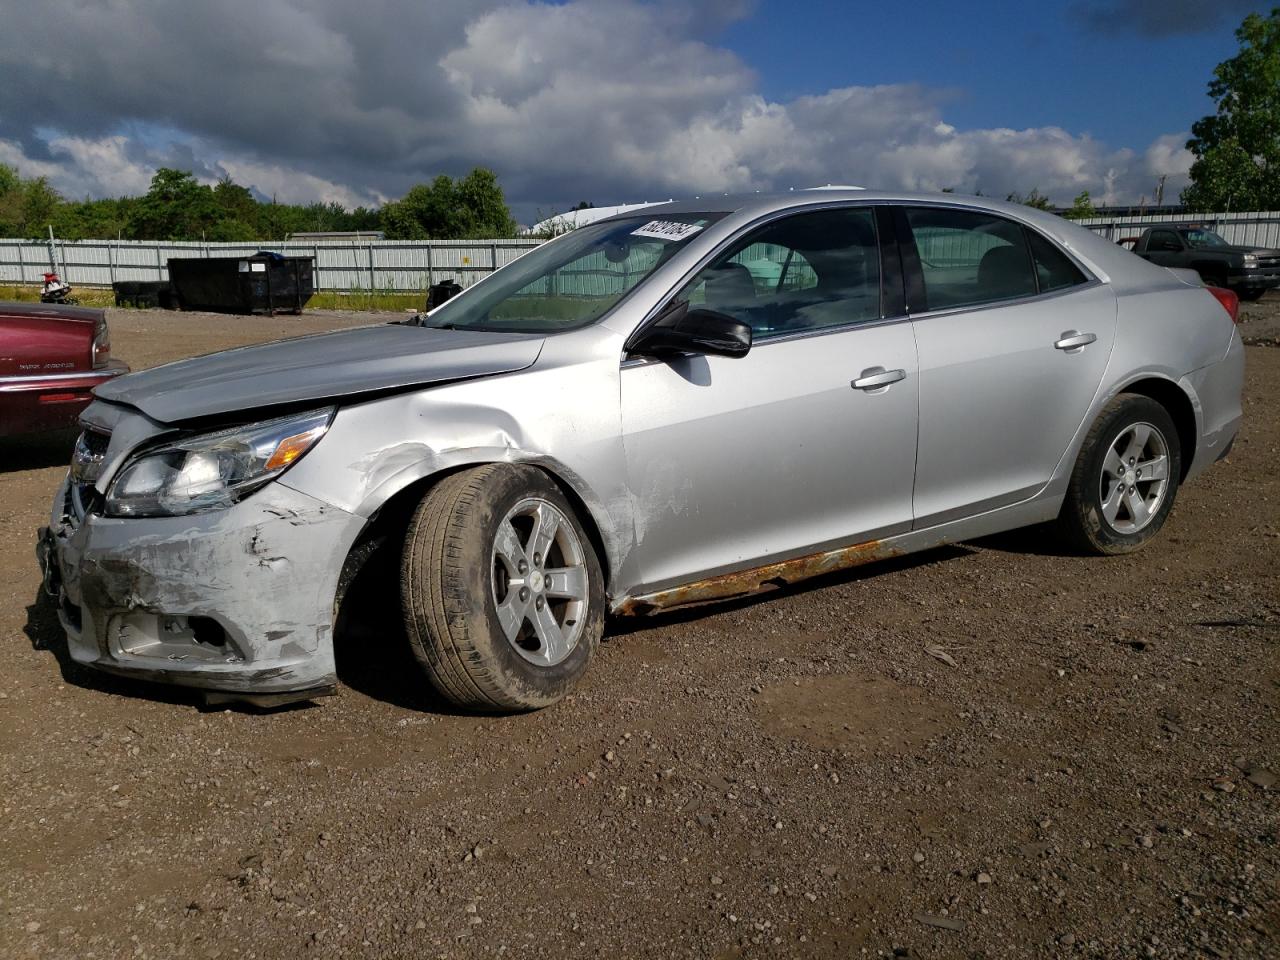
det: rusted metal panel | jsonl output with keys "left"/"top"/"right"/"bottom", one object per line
{"left": 616, "top": 539, "right": 898, "bottom": 615}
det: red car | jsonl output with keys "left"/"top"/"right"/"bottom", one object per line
{"left": 0, "top": 302, "right": 128, "bottom": 436}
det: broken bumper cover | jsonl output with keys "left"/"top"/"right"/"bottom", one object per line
{"left": 40, "top": 478, "right": 365, "bottom": 697}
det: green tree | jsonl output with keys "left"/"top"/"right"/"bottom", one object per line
{"left": 455, "top": 168, "right": 518, "bottom": 237}
{"left": 212, "top": 176, "right": 257, "bottom": 221}
{"left": 21, "top": 177, "right": 63, "bottom": 237}
{"left": 56, "top": 197, "right": 130, "bottom": 241}
{"left": 346, "top": 206, "right": 382, "bottom": 232}
{"left": 383, "top": 175, "right": 459, "bottom": 239}
{"left": 1006, "top": 188, "right": 1053, "bottom": 210}
{"left": 126, "top": 168, "right": 219, "bottom": 240}
{"left": 0, "top": 163, "right": 22, "bottom": 235}
{"left": 1063, "top": 190, "right": 1098, "bottom": 220}
{"left": 1183, "top": 8, "right": 1280, "bottom": 211}
{"left": 0, "top": 163, "right": 441, "bottom": 242}
{"left": 381, "top": 168, "right": 516, "bottom": 239}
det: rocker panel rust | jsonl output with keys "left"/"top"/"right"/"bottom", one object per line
{"left": 616, "top": 538, "right": 898, "bottom": 615}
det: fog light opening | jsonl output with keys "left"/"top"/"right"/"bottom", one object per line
{"left": 189, "top": 616, "right": 227, "bottom": 648}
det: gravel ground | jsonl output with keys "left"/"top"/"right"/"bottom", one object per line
{"left": 1, "top": 304, "right": 1277, "bottom": 959}
{"left": 1240, "top": 293, "right": 1280, "bottom": 346}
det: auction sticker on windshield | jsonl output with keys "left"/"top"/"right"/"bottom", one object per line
{"left": 632, "top": 221, "right": 705, "bottom": 242}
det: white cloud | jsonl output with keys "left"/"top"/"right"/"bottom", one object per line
{"left": 437, "top": 4, "right": 1188, "bottom": 208}
{"left": 211, "top": 158, "right": 386, "bottom": 208}
{"left": 1144, "top": 133, "right": 1194, "bottom": 177}
{"left": 0, "top": 0, "right": 1198, "bottom": 212}
{"left": 0, "top": 135, "right": 154, "bottom": 198}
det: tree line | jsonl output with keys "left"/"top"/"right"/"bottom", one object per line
{"left": 0, "top": 165, "right": 517, "bottom": 242}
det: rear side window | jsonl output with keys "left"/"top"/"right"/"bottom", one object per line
{"left": 1027, "top": 231, "right": 1088, "bottom": 292}
{"left": 904, "top": 208, "right": 1036, "bottom": 310}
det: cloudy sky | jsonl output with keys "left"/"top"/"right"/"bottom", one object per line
{"left": 0, "top": 0, "right": 1262, "bottom": 218}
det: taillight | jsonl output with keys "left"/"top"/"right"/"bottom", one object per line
{"left": 92, "top": 318, "right": 110, "bottom": 368}
{"left": 1207, "top": 286, "right": 1239, "bottom": 323}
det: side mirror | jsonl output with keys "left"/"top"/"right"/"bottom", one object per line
{"left": 629, "top": 301, "right": 752, "bottom": 359}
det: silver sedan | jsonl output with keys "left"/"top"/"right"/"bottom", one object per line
{"left": 38, "top": 190, "right": 1244, "bottom": 710}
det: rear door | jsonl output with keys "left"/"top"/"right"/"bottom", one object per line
{"left": 898, "top": 205, "right": 1117, "bottom": 527}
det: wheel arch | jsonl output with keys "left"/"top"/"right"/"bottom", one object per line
{"left": 1113, "top": 376, "right": 1198, "bottom": 481}
{"left": 337, "top": 459, "right": 617, "bottom": 610}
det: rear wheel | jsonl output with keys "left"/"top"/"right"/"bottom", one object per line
{"left": 401, "top": 464, "right": 604, "bottom": 711}
{"left": 1057, "top": 394, "right": 1181, "bottom": 555}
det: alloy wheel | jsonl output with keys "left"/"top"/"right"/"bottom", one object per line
{"left": 491, "top": 498, "right": 589, "bottom": 666}
{"left": 1098, "top": 421, "right": 1170, "bottom": 534}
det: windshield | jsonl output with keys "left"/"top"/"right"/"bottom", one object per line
{"left": 421, "top": 213, "right": 726, "bottom": 333}
{"left": 1180, "top": 228, "right": 1229, "bottom": 249}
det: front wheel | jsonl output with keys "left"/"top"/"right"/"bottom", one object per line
{"left": 1057, "top": 394, "right": 1181, "bottom": 555}
{"left": 401, "top": 464, "right": 605, "bottom": 711}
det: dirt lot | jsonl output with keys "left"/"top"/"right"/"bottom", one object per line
{"left": 1240, "top": 294, "right": 1280, "bottom": 346}
{"left": 1, "top": 302, "right": 1277, "bottom": 959}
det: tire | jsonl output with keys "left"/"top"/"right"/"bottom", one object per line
{"left": 1238, "top": 289, "right": 1266, "bottom": 302}
{"left": 1057, "top": 394, "right": 1181, "bottom": 555}
{"left": 400, "top": 464, "right": 605, "bottom": 711}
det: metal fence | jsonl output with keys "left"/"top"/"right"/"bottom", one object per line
{"left": 0, "top": 238, "right": 544, "bottom": 291}
{"left": 4, "top": 209, "right": 1280, "bottom": 295}
{"left": 1077, "top": 211, "right": 1280, "bottom": 248}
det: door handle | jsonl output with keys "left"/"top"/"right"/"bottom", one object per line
{"left": 1054, "top": 331, "right": 1097, "bottom": 351}
{"left": 851, "top": 367, "right": 906, "bottom": 390}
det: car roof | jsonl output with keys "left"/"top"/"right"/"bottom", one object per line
{"left": 599, "top": 188, "right": 1057, "bottom": 220}
{"left": 598, "top": 188, "right": 1184, "bottom": 293}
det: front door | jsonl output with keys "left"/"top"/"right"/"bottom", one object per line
{"left": 619, "top": 206, "right": 920, "bottom": 593}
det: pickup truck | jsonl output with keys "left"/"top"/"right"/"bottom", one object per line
{"left": 1126, "top": 225, "right": 1280, "bottom": 300}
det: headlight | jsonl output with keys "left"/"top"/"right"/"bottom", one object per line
{"left": 1243, "top": 254, "right": 1259, "bottom": 268}
{"left": 105, "top": 408, "right": 334, "bottom": 517}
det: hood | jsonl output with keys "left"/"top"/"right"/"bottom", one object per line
{"left": 93, "top": 324, "right": 544, "bottom": 423}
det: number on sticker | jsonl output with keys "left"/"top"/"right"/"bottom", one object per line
{"left": 631, "top": 221, "right": 704, "bottom": 242}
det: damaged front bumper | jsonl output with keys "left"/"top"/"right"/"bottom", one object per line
{"left": 39, "top": 476, "right": 366, "bottom": 702}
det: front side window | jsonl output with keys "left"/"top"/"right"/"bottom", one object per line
{"left": 422, "top": 213, "right": 725, "bottom": 332}
{"left": 674, "top": 208, "right": 881, "bottom": 338}
{"left": 904, "top": 208, "right": 1036, "bottom": 310}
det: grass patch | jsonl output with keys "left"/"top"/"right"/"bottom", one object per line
{"left": 307, "top": 290, "right": 427, "bottom": 313}
{"left": 0, "top": 284, "right": 116, "bottom": 307}
{"left": 490, "top": 294, "right": 622, "bottom": 324}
